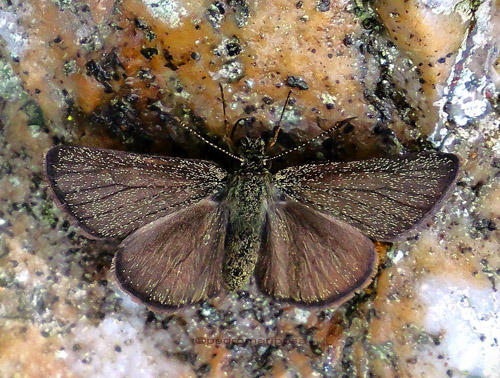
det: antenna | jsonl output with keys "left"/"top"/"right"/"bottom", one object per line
{"left": 219, "top": 83, "right": 230, "bottom": 138}
{"left": 264, "top": 117, "right": 356, "bottom": 162}
{"left": 172, "top": 115, "right": 243, "bottom": 162}
{"left": 268, "top": 90, "right": 292, "bottom": 149}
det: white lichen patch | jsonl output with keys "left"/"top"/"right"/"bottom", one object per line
{"left": 142, "top": 0, "right": 188, "bottom": 28}
{"left": 66, "top": 310, "right": 195, "bottom": 378}
{"left": 422, "top": 0, "right": 462, "bottom": 14}
{"left": 418, "top": 276, "right": 500, "bottom": 377}
{"left": 320, "top": 93, "right": 337, "bottom": 108}
{"left": 0, "top": 10, "right": 28, "bottom": 57}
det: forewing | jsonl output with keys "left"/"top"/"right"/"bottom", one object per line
{"left": 45, "top": 145, "right": 227, "bottom": 239}
{"left": 113, "top": 198, "right": 227, "bottom": 310}
{"left": 274, "top": 152, "right": 458, "bottom": 241}
{"left": 255, "top": 200, "right": 377, "bottom": 306}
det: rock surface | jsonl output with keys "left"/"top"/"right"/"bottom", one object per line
{"left": 0, "top": 0, "right": 499, "bottom": 377}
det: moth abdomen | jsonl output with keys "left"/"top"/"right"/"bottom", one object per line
{"left": 222, "top": 171, "right": 271, "bottom": 291}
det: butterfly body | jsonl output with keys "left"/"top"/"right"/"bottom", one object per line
{"left": 222, "top": 141, "right": 273, "bottom": 290}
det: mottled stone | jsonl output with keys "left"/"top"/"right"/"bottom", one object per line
{"left": 1, "top": 0, "right": 500, "bottom": 377}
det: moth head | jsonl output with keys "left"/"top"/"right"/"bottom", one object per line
{"left": 239, "top": 137, "right": 266, "bottom": 166}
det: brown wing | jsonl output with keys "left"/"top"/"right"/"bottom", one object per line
{"left": 255, "top": 200, "right": 377, "bottom": 307}
{"left": 45, "top": 145, "right": 227, "bottom": 239}
{"left": 113, "top": 199, "right": 228, "bottom": 311}
{"left": 274, "top": 152, "right": 458, "bottom": 241}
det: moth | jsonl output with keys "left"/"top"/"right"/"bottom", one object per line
{"left": 44, "top": 93, "right": 459, "bottom": 311}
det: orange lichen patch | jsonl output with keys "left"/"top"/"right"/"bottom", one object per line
{"left": 14, "top": 0, "right": 378, "bottom": 146}
{"left": 237, "top": 1, "right": 368, "bottom": 121}
{"left": 207, "top": 345, "right": 230, "bottom": 378}
{"left": 71, "top": 74, "right": 108, "bottom": 114}
{"left": 288, "top": 349, "right": 319, "bottom": 377}
{"left": 0, "top": 323, "right": 71, "bottom": 377}
{"left": 376, "top": 1, "right": 469, "bottom": 93}
{"left": 78, "top": 129, "right": 126, "bottom": 150}
{"left": 375, "top": 241, "right": 391, "bottom": 262}
{"left": 271, "top": 360, "right": 289, "bottom": 378}
{"left": 190, "top": 328, "right": 234, "bottom": 377}
{"left": 370, "top": 267, "right": 419, "bottom": 343}
{"left": 5, "top": 113, "right": 50, "bottom": 167}
{"left": 371, "top": 359, "right": 399, "bottom": 378}
{"left": 117, "top": 0, "right": 371, "bottom": 135}
{"left": 351, "top": 340, "right": 370, "bottom": 375}
{"left": 16, "top": 0, "right": 82, "bottom": 122}
{"left": 312, "top": 314, "right": 344, "bottom": 351}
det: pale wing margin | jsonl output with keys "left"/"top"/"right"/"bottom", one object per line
{"left": 274, "top": 152, "right": 459, "bottom": 241}
{"left": 45, "top": 145, "right": 228, "bottom": 239}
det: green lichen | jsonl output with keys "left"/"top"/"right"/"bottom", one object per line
{"left": 20, "top": 99, "right": 45, "bottom": 128}
{"left": 351, "top": 0, "right": 383, "bottom": 32}
{"left": 40, "top": 199, "right": 58, "bottom": 229}
{"left": 0, "top": 59, "right": 28, "bottom": 102}
{"left": 468, "top": 0, "right": 484, "bottom": 12}
{"left": 369, "top": 341, "right": 397, "bottom": 364}
{"left": 64, "top": 59, "right": 77, "bottom": 76}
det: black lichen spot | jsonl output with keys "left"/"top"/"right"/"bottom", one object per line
{"left": 343, "top": 35, "right": 353, "bottom": 46}
{"left": 361, "top": 17, "right": 382, "bottom": 32}
{"left": 134, "top": 18, "right": 148, "bottom": 30}
{"left": 89, "top": 97, "right": 153, "bottom": 150}
{"left": 262, "top": 96, "right": 273, "bottom": 105}
{"left": 85, "top": 50, "right": 125, "bottom": 90}
{"left": 140, "top": 47, "right": 159, "bottom": 60}
{"left": 286, "top": 75, "right": 309, "bottom": 90}
{"left": 198, "top": 363, "right": 211, "bottom": 374}
{"left": 226, "top": 40, "right": 242, "bottom": 56}
{"left": 316, "top": 0, "right": 330, "bottom": 12}
{"left": 244, "top": 104, "right": 257, "bottom": 114}
{"left": 309, "top": 340, "right": 323, "bottom": 355}
{"left": 221, "top": 59, "right": 245, "bottom": 82}
{"left": 86, "top": 59, "right": 110, "bottom": 81}
{"left": 163, "top": 49, "right": 184, "bottom": 71}
{"left": 190, "top": 51, "right": 201, "bottom": 61}
{"left": 137, "top": 68, "right": 155, "bottom": 81}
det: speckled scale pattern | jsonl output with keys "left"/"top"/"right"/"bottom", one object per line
{"left": 275, "top": 152, "right": 459, "bottom": 241}
{"left": 45, "top": 145, "right": 227, "bottom": 239}
{"left": 255, "top": 201, "right": 377, "bottom": 305}
{"left": 114, "top": 199, "right": 227, "bottom": 309}
{"left": 45, "top": 143, "right": 459, "bottom": 309}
